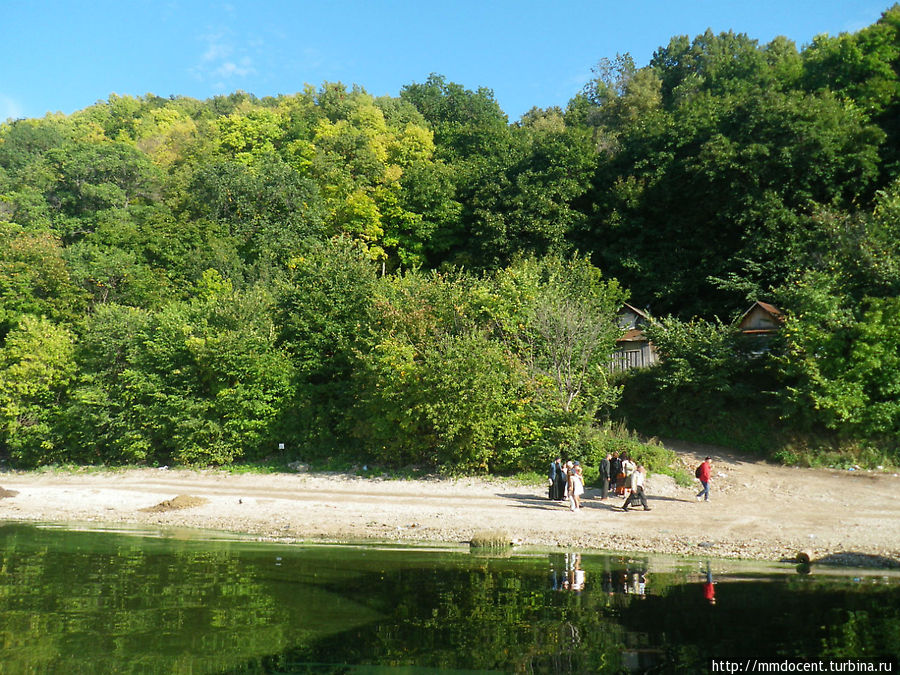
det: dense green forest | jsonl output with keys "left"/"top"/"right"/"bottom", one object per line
{"left": 2, "top": 7, "right": 899, "bottom": 471}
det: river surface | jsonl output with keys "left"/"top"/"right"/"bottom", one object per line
{"left": 0, "top": 522, "right": 897, "bottom": 673}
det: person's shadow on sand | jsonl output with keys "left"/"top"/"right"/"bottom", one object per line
{"left": 496, "top": 493, "right": 570, "bottom": 510}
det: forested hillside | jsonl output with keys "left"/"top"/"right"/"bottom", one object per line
{"left": 2, "top": 6, "right": 899, "bottom": 470}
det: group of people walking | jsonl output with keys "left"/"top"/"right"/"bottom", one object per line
{"left": 548, "top": 452, "right": 651, "bottom": 512}
{"left": 548, "top": 453, "right": 714, "bottom": 512}
{"left": 604, "top": 451, "right": 651, "bottom": 511}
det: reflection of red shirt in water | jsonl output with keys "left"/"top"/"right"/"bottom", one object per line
{"left": 703, "top": 582, "right": 715, "bottom": 604}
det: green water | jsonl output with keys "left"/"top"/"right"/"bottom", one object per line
{"left": 0, "top": 523, "right": 897, "bottom": 674}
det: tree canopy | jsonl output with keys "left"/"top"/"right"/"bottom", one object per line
{"left": 3, "top": 5, "right": 900, "bottom": 469}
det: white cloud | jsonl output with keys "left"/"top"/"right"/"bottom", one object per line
{"left": 201, "top": 31, "right": 232, "bottom": 63}
{"left": 214, "top": 57, "right": 255, "bottom": 78}
{"left": 193, "top": 28, "right": 255, "bottom": 82}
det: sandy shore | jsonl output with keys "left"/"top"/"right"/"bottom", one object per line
{"left": 1, "top": 442, "right": 898, "bottom": 567}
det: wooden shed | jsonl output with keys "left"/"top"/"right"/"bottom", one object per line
{"left": 738, "top": 301, "right": 784, "bottom": 354}
{"left": 610, "top": 303, "right": 658, "bottom": 372}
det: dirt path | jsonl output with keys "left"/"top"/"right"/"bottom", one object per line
{"left": 1, "top": 442, "right": 898, "bottom": 566}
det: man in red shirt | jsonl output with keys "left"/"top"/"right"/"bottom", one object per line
{"left": 696, "top": 456, "right": 712, "bottom": 502}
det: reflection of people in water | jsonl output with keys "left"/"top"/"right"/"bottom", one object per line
{"left": 633, "top": 573, "right": 648, "bottom": 597}
{"left": 558, "top": 553, "right": 584, "bottom": 591}
{"left": 623, "top": 571, "right": 648, "bottom": 597}
{"left": 567, "top": 553, "right": 585, "bottom": 591}
{"left": 703, "top": 562, "right": 716, "bottom": 605}
{"left": 549, "top": 557, "right": 561, "bottom": 590}
{"left": 602, "top": 570, "right": 615, "bottom": 596}
{"left": 549, "top": 553, "right": 585, "bottom": 592}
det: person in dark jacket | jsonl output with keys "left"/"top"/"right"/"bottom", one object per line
{"left": 548, "top": 458, "right": 566, "bottom": 501}
{"left": 609, "top": 452, "right": 622, "bottom": 495}
{"left": 599, "top": 453, "right": 611, "bottom": 500}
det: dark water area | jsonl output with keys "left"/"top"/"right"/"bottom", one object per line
{"left": 0, "top": 523, "right": 897, "bottom": 674}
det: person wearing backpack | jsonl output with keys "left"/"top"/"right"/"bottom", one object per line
{"left": 695, "top": 457, "right": 712, "bottom": 502}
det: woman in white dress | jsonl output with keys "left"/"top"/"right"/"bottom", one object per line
{"left": 568, "top": 463, "right": 585, "bottom": 511}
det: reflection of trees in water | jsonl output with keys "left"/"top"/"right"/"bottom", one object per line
{"left": 0, "top": 525, "right": 375, "bottom": 673}
{"left": 285, "top": 553, "right": 900, "bottom": 674}
{"left": 277, "top": 556, "right": 608, "bottom": 671}
{"left": 621, "top": 569, "right": 900, "bottom": 668}
{"left": 1, "top": 527, "right": 897, "bottom": 673}
{"left": 275, "top": 554, "right": 637, "bottom": 673}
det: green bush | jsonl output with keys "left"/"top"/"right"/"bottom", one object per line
{"left": 0, "top": 316, "right": 76, "bottom": 467}
{"left": 577, "top": 422, "right": 689, "bottom": 486}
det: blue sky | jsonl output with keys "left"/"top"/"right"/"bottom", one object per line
{"left": 3, "top": 0, "right": 890, "bottom": 123}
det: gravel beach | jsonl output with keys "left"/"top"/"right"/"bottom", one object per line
{"left": 1, "top": 443, "right": 898, "bottom": 567}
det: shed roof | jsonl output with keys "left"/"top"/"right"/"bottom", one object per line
{"left": 738, "top": 301, "right": 784, "bottom": 326}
